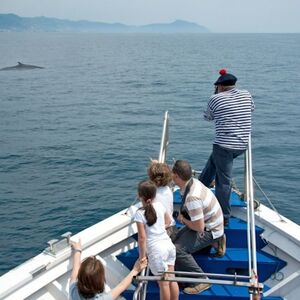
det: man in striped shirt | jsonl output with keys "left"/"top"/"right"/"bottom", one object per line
{"left": 199, "top": 69, "right": 255, "bottom": 225}
{"left": 172, "top": 160, "right": 224, "bottom": 294}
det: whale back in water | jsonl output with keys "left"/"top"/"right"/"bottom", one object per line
{"left": 0, "top": 62, "right": 44, "bottom": 71}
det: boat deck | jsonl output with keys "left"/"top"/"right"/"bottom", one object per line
{"left": 118, "top": 190, "right": 286, "bottom": 299}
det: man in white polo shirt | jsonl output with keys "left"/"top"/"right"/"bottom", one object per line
{"left": 199, "top": 69, "right": 255, "bottom": 226}
{"left": 172, "top": 160, "right": 225, "bottom": 295}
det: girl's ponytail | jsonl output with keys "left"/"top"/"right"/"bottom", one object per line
{"left": 144, "top": 200, "right": 157, "bottom": 226}
{"left": 138, "top": 180, "right": 157, "bottom": 226}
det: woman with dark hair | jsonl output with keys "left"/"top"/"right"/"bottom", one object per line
{"left": 134, "top": 180, "right": 179, "bottom": 300}
{"left": 69, "top": 239, "right": 147, "bottom": 300}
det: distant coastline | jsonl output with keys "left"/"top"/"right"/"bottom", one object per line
{"left": 0, "top": 13, "right": 210, "bottom": 33}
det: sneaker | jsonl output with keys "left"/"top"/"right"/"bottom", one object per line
{"left": 214, "top": 234, "right": 226, "bottom": 257}
{"left": 183, "top": 283, "right": 212, "bottom": 294}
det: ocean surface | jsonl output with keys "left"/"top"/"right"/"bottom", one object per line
{"left": 0, "top": 32, "right": 299, "bottom": 275}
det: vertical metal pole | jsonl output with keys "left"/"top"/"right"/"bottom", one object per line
{"left": 158, "top": 111, "right": 169, "bottom": 163}
{"left": 245, "top": 134, "right": 259, "bottom": 298}
{"left": 141, "top": 267, "right": 150, "bottom": 300}
{"left": 248, "top": 135, "right": 258, "bottom": 284}
{"left": 133, "top": 268, "right": 147, "bottom": 300}
{"left": 245, "top": 147, "right": 252, "bottom": 276}
{"left": 136, "top": 111, "right": 169, "bottom": 299}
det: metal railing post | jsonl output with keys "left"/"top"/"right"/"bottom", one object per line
{"left": 244, "top": 134, "right": 260, "bottom": 298}
{"left": 134, "top": 111, "right": 169, "bottom": 299}
{"left": 245, "top": 144, "right": 252, "bottom": 275}
{"left": 158, "top": 111, "right": 169, "bottom": 163}
{"left": 133, "top": 267, "right": 147, "bottom": 300}
{"left": 141, "top": 267, "right": 149, "bottom": 300}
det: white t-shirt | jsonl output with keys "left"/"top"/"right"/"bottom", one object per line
{"left": 154, "top": 186, "right": 175, "bottom": 226}
{"left": 134, "top": 201, "right": 176, "bottom": 275}
{"left": 134, "top": 202, "right": 170, "bottom": 247}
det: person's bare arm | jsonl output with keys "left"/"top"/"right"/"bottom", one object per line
{"left": 179, "top": 214, "right": 205, "bottom": 233}
{"left": 111, "top": 258, "right": 147, "bottom": 300}
{"left": 164, "top": 212, "right": 172, "bottom": 228}
{"left": 70, "top": 239, "right": 82, "bottom": 283}
{"left": 136, "top": 221, "right": 147, "bottom": 259}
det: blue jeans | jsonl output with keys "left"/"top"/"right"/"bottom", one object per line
{"left": 199, "top": 144, "right": 245, "bottom": 219}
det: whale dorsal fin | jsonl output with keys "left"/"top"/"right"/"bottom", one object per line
{"left": 18, "top": 62, "right": 22, "bottom": 65}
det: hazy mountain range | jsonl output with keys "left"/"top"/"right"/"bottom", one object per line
{"left": 0, "top": 14, "right": 210, "bottom": 33}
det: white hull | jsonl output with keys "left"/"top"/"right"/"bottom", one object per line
{"left": 1, "top": 200, "right": 299, "bottom": 300}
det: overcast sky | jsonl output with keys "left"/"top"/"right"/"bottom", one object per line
{"left": 0, "top": 0, "right": 299, "bottom": 33}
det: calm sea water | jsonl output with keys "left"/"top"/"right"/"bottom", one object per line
{"left": 0, "top": 32, "right": 299, "bottom": 275}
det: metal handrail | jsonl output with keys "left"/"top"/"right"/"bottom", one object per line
{"left": 141, "top": 267, "right": 149, "bottom": 300}
{"left": 158, "top": 111, "right": 169, "bottom": 163}
{"left": 252, "top": 176, "right": 285, "bottom": 222}
{"left": 135, "top": 272, "right": 263, "bottom": 290}
{"left": 134, "top": 111, "right": 169, "bottom": 299}
{"left": 134, "top": 115, "right": 262, "bottom": 298}
{"left": 244, "top": 135, "right": 260, "bottom": 298}
{"left": 157, "top": 270, "right": 251, "bottom": 280}
{"left": 133, "top": 268, "right": 147, "bottom": 300}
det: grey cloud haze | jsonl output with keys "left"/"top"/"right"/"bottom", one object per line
{"left": 0, "top": 0, "right": 299, "bottom": 33}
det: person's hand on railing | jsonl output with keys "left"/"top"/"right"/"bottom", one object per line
{"left": 133, "top": 257, "right": 148, "bottom": 275}
{"left": 111, "top": 257, "right": 148, "bottom": 300}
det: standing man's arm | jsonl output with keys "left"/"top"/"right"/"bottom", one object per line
{"left": 204, "top": 98, "right": 215, "bottom": 121}
{"left": 204, "top": 106, "right": 214, "bottom": 121}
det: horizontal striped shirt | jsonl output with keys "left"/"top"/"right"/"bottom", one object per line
{"left": 184, "top": 178, "right": 223, "bottom": 239}
{"left": 204, "top": 88, "right": 255, "bottom": 150}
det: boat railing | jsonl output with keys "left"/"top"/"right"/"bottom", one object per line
{"left": 134, "top": 270, "right": 263, "bottom": 295}
{"left": 158, "top": 111, "right": 169, "bottom": 163}
{"left": 133, "top": 112, "right": 169, "bottom": 300}
{"left": 133, "top": 113, "right": 262, "bottom": 298}
{"left": 244, "top": 134, "right": 260, "bottom": 299}
{"left": 133, "top": 267, "right": 149, "bottom": 300}
{"left": 252, "top": 176, "right": 285, "bottom": 222}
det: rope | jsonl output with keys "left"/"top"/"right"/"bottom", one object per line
{"left": 252, "top": 176, "right": 285, "bottom": 222}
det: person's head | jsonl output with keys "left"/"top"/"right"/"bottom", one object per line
{"left": 172, "top": 160, "right": 192, "bottom": 187}
{"left": 214, "top": 69, "right": 237, "bottom": 94}
{"left": 77, "top": 256, "right": 105, "bottom": 298}
{"left": 148, "top": 161, "right": 172, "bottom": 187}
{"left": 138, "top": 180, "right": 157, "bottom": 226}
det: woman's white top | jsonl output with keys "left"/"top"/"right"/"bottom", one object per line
{"left": 154, "top": 186, "right": 175, "bottom": 226}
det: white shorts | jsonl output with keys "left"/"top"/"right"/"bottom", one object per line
{"left": 147, "top": 239, "right": 176, "bottom": 275}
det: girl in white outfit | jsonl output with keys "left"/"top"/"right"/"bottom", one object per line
{"left": 148, "top": 161, "right": 176, "bottom": 237}
{"left": 134, "top": 180, "right": 179, "bottom": 300}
